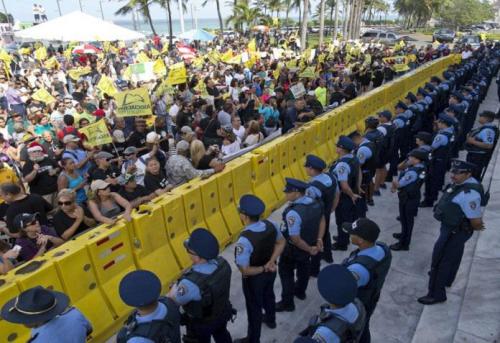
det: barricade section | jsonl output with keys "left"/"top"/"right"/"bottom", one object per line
{"left": 0, "top": 277, "right": 30, "bottom": 343}
{"left": 156, "top": 194, "right": 192, "bottom": 269}
{"left": 130, "top": 204, "right": 182, "bottom": 290}
{"left": 231, "top": 157, "right": 254, "bottom": 202}
{"left": 250, "top": 149, "right": 280, "bottom": 218}
{"left": 288, "top": 131, "right": 307, "bottom": 180}
{"left": 174, "top": 182, "right": 208, "bottom": 233}
{"left": 216, "top": 162, "right": 244, "bottom": 238}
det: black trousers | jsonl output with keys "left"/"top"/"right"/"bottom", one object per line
{"left": 335, "top": 195, "right": 359, "bottom": 247}
{"left": 187, "top": 306, "right": 233, "bottom": 343}
{"left": 310, "top": 211, "right": 333, "bottom": 275}
{"left": 242, "top": 272, "right": 277, "bottom": 343}
{"left": 398, "top": 195, "right": 420, "bottom": 247}
{"left": 278, "top": 244, "right": 311, "bottom": 306}
{"left": 425, "top": 158, "right": 447, "bottom": 203}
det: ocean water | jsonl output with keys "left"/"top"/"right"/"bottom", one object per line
{"left": 114, "top": 18, "right": 223, "bottom": 36}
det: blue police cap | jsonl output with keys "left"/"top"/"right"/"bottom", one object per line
{"left": 395, "top": 100, "right": 408, "bottom": 110}
{"left": 451, "top": 91, "right": 464, "bottom": 100}
{"left": 119, "top": 270, "right": 161, "bottom": 307}
{"left": 415, "top": 131, "right": 432, "bottom": 144}
{"left": 377, "top": 110, "right": 392, "bottom": 120}
{"left": 239, "top": 194, "right": 265, "bottom": 217}
{"left": 417, "top": 87, "right": 428, "bottom": 97}
{"left": 336, "top": 135, "right": 356, "bottom": 151}
{"left": 450, "top": 159, "right": 476, "bottom": 173}
{"left": 479, "top": 111, "right": 495, "bottom": 119}
{"left": 438, "top": 113, "right": 455, "bottom": 126}
{"left": 425, "top": 82, "right": 436, "bottom": 91}
{"left": 284, "top": 177, "right": 309, "bottom": 193}
{"left": 431, "top": 76, "right": 441, "bottom": 83}
{"left": 184, "top": 228, "right": 219, "bottom": 260}
{"left": 317, "top": 265, "right": 357, "bottom": 306}
{"left": 405, "top": 92, "right": 417, "bottom": 103}
{"left": 305, "top": 154, "right": 326, "bottom": 170}
{"left": 408, "top": 149, "right": 428, "bottom": 161}
{"left": 460, "top": 86, "right": 471, "bottom": 93}
{"left": 445, "top": 104, "right": 461, "bottom": 115}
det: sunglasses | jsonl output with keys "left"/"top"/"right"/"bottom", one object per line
{"left": 58, "top": 201, "right": 73, "bottom": 206}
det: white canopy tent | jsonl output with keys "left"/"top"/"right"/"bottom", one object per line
{"left": 15, "top": 11, "right": 145, "bottom": 42}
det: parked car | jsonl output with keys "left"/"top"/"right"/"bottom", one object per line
{"left": 458, "top": 34, "right": 481, "bottom": 49}
{"left": 360, "top": 30, "right": 400, "bottom": 45}
{"left": 432, "top": 28, "right": 455, "bottom": 43}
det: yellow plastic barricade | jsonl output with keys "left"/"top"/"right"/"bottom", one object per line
{"left": 277, "top": 137, "right": 294, "bottom": 182}
{"left": 0, "top": 276, "right": 30, "bottom": 343}
{"left": 288, "top": 131, "right": 307, "bottom": 180}
{"left": 314, "top": 116, "right": 334, "bottom": 164}
{"left": 231, "top": 157, "right": 254, "bottom": 202}
{"left": 250, "top": 149, "right": 280, "bottom": 218}
{"left": 173, "top": 182, "right": 209, "bottom": 233}
{"left": 130, "top": 204, "right": 182, "bottom": 290}
{"left": 80, "top": 220, "right": 136, "bottom": 320}
{"left": 255, "top": 139, "right": 286, "bottom": 206}
{"left": 156, "top": 193, "right": 192, "bottom": 269}
{"left": 216, "top": 161, "right": 244, "bottom": 238}
{"left": 48, "top": 242, "right": 116, "bottom": 342}
{"left": 197, "top": 176, "right": 232, "bottom": 247}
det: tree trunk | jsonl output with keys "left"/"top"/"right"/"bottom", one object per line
{"left": 166, "top": 0, "right": 173, "bottom": 48}
{"left": 333, "top": 0, "right": 339, "bottom": 39}
{"left": 300, "top": 0, "right": 309, "bottom": 50}
{"left": 215, "top": 0, "right": 224, "bottom": 32}
{"left": 298, "top": 2, "right": 302, "bottom": 34}
{"left": 319, "top": 0, "right": 326, "bottom": 46}
{"left": 285, "top": 6, "right": 290, "bottom": 33}
{"left": 145, "top": 9, "right": 157, "bottom": 35}
{"left": 329, "top": 4, "right": 334, "bottom": 36}
{"left": 342, "top": 0, "right": 349, "bottom": 39}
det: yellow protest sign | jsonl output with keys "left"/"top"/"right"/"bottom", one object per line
{"left": 44, "top": 56, "right": 60, "bottom": 70}
{"left": 32, "top": 88, "right": 56, "bottom": 104}
{"left": 115, "top": 88, "right": 152, "bottom": 117}
{"left": 166, "top": 62, "right": 187, "bottom": 86}
{"left": 137, "top": 51, "right": 151, "bottom": 63}
{"left": 153, "top": 58, "right": 167, "bottom": 76}
{"left": 78, "top": 120, "right": 112, "bottom": 147}
{"left": 299, "top": 66, "right": 316, "bottom": 78}
{"left": 248, "top": 39, "right": 256, "bottom": 52}
{"left": 68, "top": 67, "right": 91, "bottom": 80}
{"left": 34, "top": 47, "right": 47, "bottom": 61}
{"left": 96, "top": 75, "right": 118, "bottom": 96}
{"left": 383, "top": 56, "right": 410, "bottom": 72}
{"left": 220, "top": 49, "right": 233, "bottom": 63}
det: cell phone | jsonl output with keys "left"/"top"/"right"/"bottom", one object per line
{"left": 13, "top": 245, "right": 21, "bottom": 252}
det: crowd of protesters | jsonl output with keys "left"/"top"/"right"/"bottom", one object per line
{"left": 0, "top": 29, "right": 457, "bottom": 272}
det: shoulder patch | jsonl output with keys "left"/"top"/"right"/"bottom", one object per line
{"left": 235, "top": 244, "right": 244, "bottom": 256}
{"left": 338, "top": 166, "right": 346, "bottom": 174}
{"left": 287, "top": 216, "right": 296, "bottom": 226}
{"left": 177, "top": 284, "right": 187, "bottom": 297}
{"left": 312, "top": 333, "right": 328, "bottom": 343}
{"left": 469, "top": 201, "right": 477, "bottom": 210}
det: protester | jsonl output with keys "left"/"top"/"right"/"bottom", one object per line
{"left": 53, "top": 189, "right": 96, "bottom": 240}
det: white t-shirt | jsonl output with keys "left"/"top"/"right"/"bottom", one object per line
{"left": 169, "top": 103, "right": 180, "bottom": 121}
{"left": 233, "top": 126, "right": 245, "bottom": 141}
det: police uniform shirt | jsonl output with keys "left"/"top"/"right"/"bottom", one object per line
{"left": 285, "top": 196, "right": 316, "bottom": 236}
{"left": 173, "top": 261, "right": 219, "bottom": 305}
{"left": 393, "top": 117, "right": 406, "bottom": 129}
{"left": 311, "top": 303, "right": 360, "bottom": 343}
{"left": 30, "top": 307, "right": 92, "bottom": 343}
{"left": 438, "top": 83, "right": 449, "bottom": 92}
{"left": 346, "top": 245, "right": 386, "bottom": 287}
{"left": 332, "top": 154, "right": 353, "bottom": 182}
{"left": 419, "top": 144, "right": 432, "bottom": 153}
{"left": 431, "top": 127, "right": 454, "bottom": 150}
{"left": 402, "top": 109, "right": 414, "bottom": 120}
{"left": 356, "top": 139, "right": 373, "bottom": 165}
{"left": 416, "top": 99, "right": 428, "bottom": 111}
{"left": 306, "top": 173, "right": 339, "bottom": 200}
{"left": 376, "top": 125, "right": 387, "bottom": 136}
{"left": 398, "top": 163, "right": 425, "bottom": 188}
{"left": 451, "top": 177, "right": 482, "bottom": 219}
{"left": 475, "top": 124, "right": 496, "bottom": 145}
{"left": 235, "top": 221, "right": 283, "bottom": 268}
{"left": 424, "top": 95, "right": 433, "bottom": 106}
{"left": 127, "top": 303, "right": 169, "bottom": 343}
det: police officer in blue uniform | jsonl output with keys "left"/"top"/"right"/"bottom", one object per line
{"left": 416, "top": 87, "right": 433, "bottom": 132}
{"left": 331, "top": 136, "right": 361, "bottom": 251}
{"left": 349, "top": 131, "right": 374, "bottom": 217}
{"left": 168, "top": 228, "right": 233, "bottom": 343}
{"left": 364, "top": 116, "right": 384, "bottom": 206}
{"left": 388, "top": 109, "right": 409, "bottom": 180}
{"left": 299, "top": 265, "right": 366, "bottom": 343}
{"left": 418, "top": 159, "right": 486, "bottom": 305}
{"left": 404, "top": 92, "right": 424, "bottom": 139}
{"left": 276, "top": 178, "right": 325, "bottom": 312}
{"left": 342, "top": 218, "right": 392, "bottom": 343}
{"left": 374, "top": 110, "right": 395, "bottom": 195}
{"left": 1, "top": 286, "right": 92, "bottom": 343}
{"left": 118, "top": 270, "right": 181, "bottom": 343}
{"left": 305, "top": 154, "right": 339, "bottom": 276}
{"left": 421, "top": 113, "right": 455, "bottom": 208}
{"left": 394, "top": 101, "right": 412, "bottom": 160}
{"left": 390, "top": 149, "right": 428, "bottom": 251}
{"left": 234, "top": 194, "right": 286, "bottom": 343}
{"left": 465, "top": 111, "right": 498, "bottom": 179}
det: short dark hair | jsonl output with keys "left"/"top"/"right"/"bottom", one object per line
{"left": 63, "top": 114, "right": 74, "bottom": 126}
{"left": 0, "top": 183, "right": 21, "bottom": 195}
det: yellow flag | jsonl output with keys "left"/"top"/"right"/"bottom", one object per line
{"left": 192, "top": 57, "right": 204, "bottom": 69}
{"left": 44, "top": 56, "right": 60, "bottom": 70}
{"left": 166, "top": 62, "right": 187, "bottom": 86}
{"left": 68, "top": 67, "right": 91, "bottom": 80}
{"left": 194, "top": 79, "right": 208, "bottom": 96}
{"left": 299, "top": 66, "right": 316, "bottom": 78}
{"left": 0, "top": 50, "right": 12, "bottom": 64}
{"left": 226, "top": 54, "right": 241, "bottom": 65}
{"left": 137, "top": 51, "right": 151, "bottom": 63}
{"left": 122, "top": 66, "right": 132, "bottom": 81}
{"left": 151, "top": 48, "right": 160, "bottom": 57}
{"left": 34, "top": 47, "right": 47, "bottom": 61}
{"left": 161, "top": 44, "right": 170, "bottom": 55}
{"left": 78, "top": 119, "right": 112, "bottom": 147}
{"left": 96, "top": 75, "right": 118, "bottom": 96}
{"left": 153, "top": 58, "right": 167, "bottom": 76}
{"left": 18, "top": 47, "right": 31, "bottom": 55}
{"left": 32, "top": 88, "right": 56, "bottom": 104}
{"left": 220, "top": 49, "right": 233, "bottom": 63}
{"left": 115, "top": 87, "right": 152, "bottom": 117}
{"left": 248, "top": 39, "right": 256, "bottom": 53}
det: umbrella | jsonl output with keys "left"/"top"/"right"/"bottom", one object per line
{"left": 178, "top": 29, "right": 215, "bottom": 42}
{"left": 72, "top": 44, "right": 101, "bottom": 54}
{"left": 177, "top": 44, "right": 196, "bottom": 60}
{"left": 252, "top": 25, "right": 270, "bottom": 32}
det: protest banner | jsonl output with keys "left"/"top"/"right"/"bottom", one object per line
{"left": 78, "top": 120, "right": 112, "bottom": 147}
{"left": 290, "top": 82, "right": 306, "bottom": 98}
{"left": 32, "top": 88, "right": 56, "bottom": 104}
{"left": 115, "top": 87, "right": 152, "bottom": 117}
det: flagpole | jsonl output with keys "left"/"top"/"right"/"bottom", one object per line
{"left": 55, "top": 0, "right": 62, "bottom": 16}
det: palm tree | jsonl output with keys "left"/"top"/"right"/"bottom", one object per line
{"left": 226, "top": 1, "right": 262, "bottom": 31}
{"left": 116, "top": 0, "right": 157, "bottom": 36}
{"left": 300, "top": 0, "right": 310, "bottom": 50}
{"left": 156, "top": 0, "right": 174, "bottom": 47}
{"left": 202, "top": 0, "right": 224, "bottom": 32}
{"left": 319, "top": 0, "right": 326, "bottom": 46}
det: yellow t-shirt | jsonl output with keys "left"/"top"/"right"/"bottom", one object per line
{"left": 315, "top": 86, "right": 327, "bottom": 107}
{"left": 0, "top": 165, "right": 19, "bottom": 204}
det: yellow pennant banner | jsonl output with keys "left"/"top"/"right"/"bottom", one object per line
{"left": 115, "top": 87, "right": 152, "bottom": 117}
{"left": 78, "top": 119, "right": 112, "bottom": 146}
{"left": 96, "top": 75, "right": 118, "bottom": 96}
{"left": 68, "top": 67, "right": 91, "bottom": 80}
{"left": 32, "top": 88, "right": 56, "bottom": 104}
{"left": 166, "top": 62, "right": 187, "bottom": 86}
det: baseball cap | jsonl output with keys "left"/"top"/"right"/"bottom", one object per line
{"left": 342, "top": 218, "right": 380, "bottom": 242}
{"left": 62, "top": 134, "right": 80, "bottom": 144}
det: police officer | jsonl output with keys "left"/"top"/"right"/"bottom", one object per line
{"left": 394, "top": 101, "right": 411, "bottom": 160}
{"left": 364, "top": 116, "right": 384, "bottom": 205}
{"left": 349, "top": 131, "right": 374, "bottom": 217}
{"left": 390, "top": 149, "right": 428, "bottom": 251}
{"left": 374, "top": 110, "right": 395, "bottom": 195}
{"left": 299, "top": 265, "right": 366, "bottom": 342}
{"left": 418, "top": 159, "right": 486, "bottom": 305}
{"left": 118, "top": 270, "right": 181, "bottom": 343}
{"left": 234, "top": 194, "right": 286, "bottom": 343}
{"left": 404, "top": 92, "right": 424, "bottom": 138}
{"left": 276, "top": 177, "right": 325, "bottom": 312}
{"left": 414, "top": 131, "right": 433, "bottom": 153}
{"left": 420, "top": 113, "right": 455, "bottom": 208}
{"left": 305, "top": 154, "right": 338, "bottom": 275}
{"left": 1, "top": 286, "right": 92, "bottom": 343}
{"left": 331, "top": 136, "right": 361, "bottom": 251}
{"left": 168, "top": 228, "right": 233, "bottom": 343}
{"left": 342, "top": 218, "right": 392, "bottom": 343}
{"left": 416, "top": 87, "right": 433, "bottom": 132}
{"left": 465, "top": 110, "right": 498, "bottom": 179}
